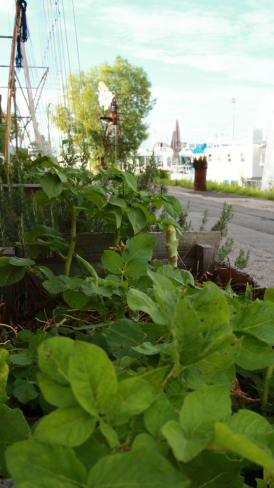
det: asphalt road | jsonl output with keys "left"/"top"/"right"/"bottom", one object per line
{"left": 168, "top": 186, "right": 274, "bottom": 287}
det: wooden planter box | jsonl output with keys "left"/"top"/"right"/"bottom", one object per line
{"left": 1, "top": 184, "right": 42, "bottom": 196}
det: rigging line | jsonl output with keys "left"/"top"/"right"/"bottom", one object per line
{"left": 61, "top": 0, "right": 80, "bottom": 146}
{"left": 71, "top": 0, "right": 89, "bottom": 147}
{"left": 57, "top": 0, "right": 72, "bottom": 132}
{"left": 49, "top": 0, "right": 63, "bottom": 152}
{"left": 54, "top": 0, "right": 68, "bottom": 136}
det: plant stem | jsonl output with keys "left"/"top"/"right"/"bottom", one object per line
{"left": 262, "top": 365, "right": 274, "bottom": 416}
{"left": 157, "top": 332, "right": 170, "bottom": 368}
{"left": 65, "top": 208, "right": 77, "bottom": 277}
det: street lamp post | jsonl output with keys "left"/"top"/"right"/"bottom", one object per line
{"left": 231, "top": 98, "right": 236, "bottom": 143}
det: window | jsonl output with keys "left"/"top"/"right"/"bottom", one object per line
{"left": 208, "top": 154, "right": 212, "bottom": 162}
{"left": 241, "top": 153, "right": 245, "bottom": 162}
{"left": 218, "top": 154, "right": 221, "bottom": 162}
{"left": 228, "top": 154, "right": 231, "bottom": 162}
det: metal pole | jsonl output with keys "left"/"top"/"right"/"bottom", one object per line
{"left": 231, "top": 98, "right": 236, "bottom": 143}
{"left": 13, "top": 79, "right": 18, "bottom": 152}
{"left": 5, "top": 3, "right": 21, "bottom": 175}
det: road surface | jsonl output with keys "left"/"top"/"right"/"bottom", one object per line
{"left": 168, "top": 186, "right": 274, "bottom": 287}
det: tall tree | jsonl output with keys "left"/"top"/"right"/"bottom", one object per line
{"left": 54, "top": 56, "right": 156, "bottom": 166}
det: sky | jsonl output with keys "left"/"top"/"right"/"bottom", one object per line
{"left": 1, "top": 0, "right": 274, "bottom": 150}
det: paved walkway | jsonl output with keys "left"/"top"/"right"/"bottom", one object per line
{"left": 168, "top": 186, "right": 274, "bottom": 287}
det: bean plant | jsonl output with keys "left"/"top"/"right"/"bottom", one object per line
{"left": 1, "top": 156, "right": 274, "bottom": 487}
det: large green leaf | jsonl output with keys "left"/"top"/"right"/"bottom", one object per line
{"left": 183, "top": 451, "right": 246, "bottom": 488}
{"left": 63, "top": 289, "right": 104, "bottom": 312}
{"left": 69, "top": 342, "right": 118, "bottom": 416}
{"left": 128, "top": 206, "right": 147, "bottom": 234}
{"left": 41, "top": 172, "right": 63, "bottom": 199}
{"left": 144, "top": 394, "right": 178, "bottom": 441}
{"left": 234, "top": 332, "right": 274, "bottom": 370}
{"left": 111, "top": 377, "right": 152, "bottom": 426}
{"left": 157, "top": 265, "right": 194, "bottom": 287}
{"left": 43, "top": 276, "right": 70, "bottom": 295}
{"left": 15, "top": 479, "right": 77, "bottom": 488}
{"left": 188, "top": 284, "right": 233, "bottom": 357}
{"left": 232, "top": 301, "right": 274, "bottom": 344}
{"left": 106, "top": 319, "right": 145, "bottom": 359}
{"left": 163, "top": 384, "right": 231, "bottom": 462}
{"left": 132, "top": 433, "right": 169, "bottom": 457}
{"left": 123, "top": 234, "right": 156, "bottom": 263}
{"left": 215, "top": 410, "right": 274, "bottom": 472}
{"left": 162, "top": 195, "right": 181, "bottom": 219}
{"left": 0, "top": 408, "right": 31, "bottom": 478}
{"left": 103, "top": 204, "right": 122, "bottom": 228}
{"left": 0, "top": 263, "right": 25, "bottom": 286}
{"left": 122, "top": 170, "right": 137, "bottom": 191}
{"left": 38, "top": 337, "right": 74, "bottom": 385}
{"left": 5, "top": 440, "right": 87, "bottom": 485}
{"left": 181, "top": 339, "right": 241, "bottom": 389}
{"left": 127, "top": 288, "right": 168, "bottom": 326}
{"left": 33, "top": 406, "right": 96, "bottom": 447}
{"left": 37, "top": 374, "right": 78, "bottom": 408}
{"left": 9, "top": 257, "right": 35, "bottom": 267}
{"left": 87, "top": 448, "right": 189, "bottom": 488}
{"left": 101, "top": 250, "right": 123, "bottom": 275}
{"left": 35, "top": 189, "right": 56, "bottom": 206}
{"left": 171, "top": 292, "right": 203, "bottom": 365}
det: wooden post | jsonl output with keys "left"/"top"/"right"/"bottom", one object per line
{"left": 4, "top": 2, "right": 20, "bottom": 176}
{"left": 196, "top": 243, "right": 215, "bottom": 276}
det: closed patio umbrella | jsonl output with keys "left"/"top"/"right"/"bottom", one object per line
{"left": 170, "top": 119, "right": 181, "bottom": 184}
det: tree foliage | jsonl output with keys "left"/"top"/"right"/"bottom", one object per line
{"left": 54, "top": 56, "right": 156, "bottom": 166}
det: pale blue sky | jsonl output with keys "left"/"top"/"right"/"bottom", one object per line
{"left": 1, "top": 0, "right": 274, "bottom": 148}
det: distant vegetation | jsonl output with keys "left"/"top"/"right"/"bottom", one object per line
{"left": 165, "top": 177, "right": 274, "bottom": 200}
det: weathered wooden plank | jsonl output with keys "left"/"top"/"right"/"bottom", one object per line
{"left": 35, "top": 231, "right": 221, "bottom": 273}
{"left": 196, "top": 244, "right": 215, "bottom": 276}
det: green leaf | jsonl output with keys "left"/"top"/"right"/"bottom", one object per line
{"left": 144, "top": 394, "right": 178, "bottom": 441}
{"left": 0, "top": 349, "right": 9, "bottom": 403}
{"left": 111, "top": 377, "right": 152, "bottom": 426}
{"left": 99, "top": 422, "right": 119, "bottom": 448}
{"left": 128, "top": 206, "right": 147, "bottom": 234}
{"left": 264, "top": 288, "right": 274, "bottom": 303}
{"left": 189, "top": 283, "right": 233, "bottom": 357}
{"left": 5, "top": 440, "right": 87, "bottom": 485}
{"left": 103, "top": 204, "right": 122, "bottom": 228}
{"left": 9, "top": 352, "right": 32, "bottom": 366}
{"left": 106, "top": 319, "right": 145, "bottom": 359}
{"left": 122, "top": 170, "right": 137, "bottom": 191}
{"left": 139, "top": 366, "right": 169, "bottom": 402}
{"left": 75, "top": 255, "right": 98, "bottom": 280}
{"left": 132, "top": 433, "right": 169, "bottom": 457}
{"left": 43, "top": 276, "right": 70, "bottom": 295}
{"left": 13, "top": 379, "right": 39, "bottom": 403}
{"left": 33, "top": 406, "right": 96, "bottom": 447}
{"left": 101, "top": 250, "right": 123, "bottom": 275}
{"left": 69, "top": 342, "right": 118, "bottom": 416}
{"left": 15, "top": 479, "right": 77, "bottom": 488}
{"left": 162, "top": 195, "right": 181, "bottom": 219}
{"left": 74, "top": 432, "right": 110, "bottom": 471}
{"left": 63, "top": 289, "right": 103, "bottom": 311}
{"left": 0, "top": 408, "right": 31, "bottom": 478}
{"left": 109, "top": 197, "right": 127, "bottom": 208}
{"left": 232, "top": 301, "right": 274, "bottom": 344}
{"left": 35, "top": 190, "right": 56, "bottom": 206}
{"left": 41, "top": 172, "right": 63, "bottom": 199}
{"left": 139, "top": 322, "right": 165, "bottom": 337}
{"left": 0, "top": 263, "right": 25, "bottom": 285}
{"left": 234, "top": 332, "right": 274, "bottom": 370}
{"left": 37, "top": 374, "right": 78, "bottom": 408}
{"left": 171, "top": 292, "right": 203, "bottom": 365}
{"left": 215, "top": 410, "right": 274, "bottom": 472}
{"left": 163, "top": 384, "right": 231, "bottom": 462}
{"left": 123, "top": 234, "right": 156, "bottom": 263}
{"left": 184, "top": 451, "right": 245, "bottom": 488}
{"left": 127, "top": 288, "right": 168, "bottom": 326}
{"left": 37, "top": 266, "right": 55, "bottom": 280}
{"left": 38, "top": 337, "right": 74, "bottom": 385}
{"left": 124, "top": 260, "right": 149, "bottom": 278}
{"left": 9, "top": 257, "right": 35, "bottom": 266}
{"left": 132, "top": 342, "right": 172, "bottom": 356}
{"left": 87, "top": 448, "right": 189, "bottom": 488}
{"left": 157, "top": 265, "right": 194, "bottom": 286}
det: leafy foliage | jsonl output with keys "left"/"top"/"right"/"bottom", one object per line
{"left": 1, "top": 155, "right": 274, "bottom": 487}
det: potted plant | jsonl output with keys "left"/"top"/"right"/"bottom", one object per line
{"left": 193, "top": 155, "right": 207, "bottom": 191}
